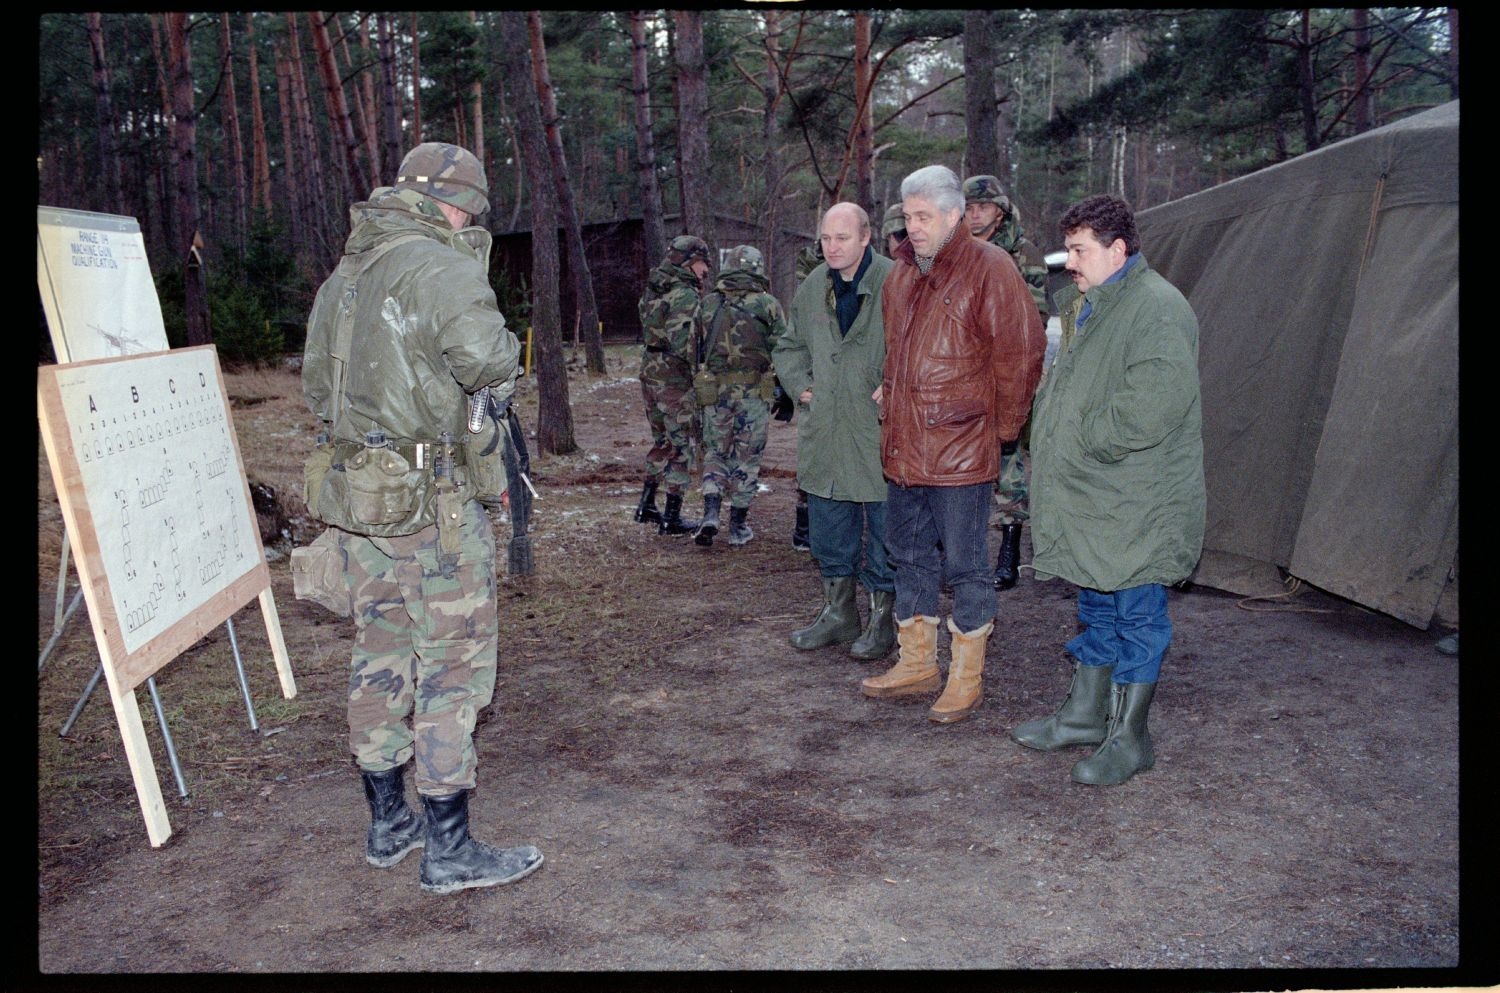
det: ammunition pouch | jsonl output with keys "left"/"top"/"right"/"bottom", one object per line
{"left": 693, "top": 367, "right": 719, "bottom": 406}
{"left": 290, "top": 528, "right": 351, "bottom": 618}
{"left": 308, "top": 439, "right": 472, "bottom": 538}
{"left": 465, "top": 416, "right": 509, "bottom": 512}
{"left": 303, "top": 442, "right": 334, "bottom": 520}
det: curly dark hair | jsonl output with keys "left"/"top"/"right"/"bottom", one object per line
{"left": 1059, "top": 195, "right": 1139, "bottom": 256}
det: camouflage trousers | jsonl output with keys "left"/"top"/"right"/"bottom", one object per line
{"left": 995, "top": 443, "right": 1030, "bottom": 524}
{"left": 701, "top": 386, "right": 769, "bottom": 509}
{"left": 641, "top": 376, "right": 695, "bottom": 492}
{"left": 337, "top": 498, "right": 497, "bottom": 796}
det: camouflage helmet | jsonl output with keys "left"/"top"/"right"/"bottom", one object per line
{"left": 962, "top": 174, "right": 1011, "bottom": 213}
{"left": 722, "top": 244, "right": 765, "bottom": 276}
{"left": 882, "top": 202, "right": 907, "bottom": 238}
{"left": 666, "top": 234, "right": 712, "bottom": 268}
{"left": 395, "top": 142, "right": 490, "bottom": 216}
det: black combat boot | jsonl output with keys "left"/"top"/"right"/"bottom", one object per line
{"left": 695, "top": 493, "right": 723, "bottom": 546}
{"left": 727, "top": 506, "right": 754, "bottom": 546}
{"left": 658, "top": 492, "right": 696, "bottom": 536}
{"left": 418, "top": 791, "right": 545, "bottom": 894}
{"left": 360, "top": 764, "right": 425, "bottom": 868}
{"left": 789, "top": 577, "right": 862, "bottom": 650}
{"left": 1070, "top": 682, "right": 1157, "bottom": 786}
{"left": 634, "top": 478, "right": 662, "bottom": 524}
{"left": 849, "top": 589, "right": 896, "bottom": 660}
{"left": 994, "top": 521, "right": 1023, "bottom": 590}
{"left": 1011, "top": 662, "right": 1112, "bottom": 751}
{"left": 791, "top": 503, "right": 810, "bottom": 551}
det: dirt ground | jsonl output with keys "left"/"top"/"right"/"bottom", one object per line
{"left": 33, "top": 347, "right": 1475, "bottom": 987}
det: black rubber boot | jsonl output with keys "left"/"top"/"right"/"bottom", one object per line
{"left": 849, "top": 589, "right": 896, "bottom": 660}
{"left": 791, "top": 503, "right": 810, "bottom": 551}
{"left": 361, "top": 765, "right": 425, "bottom": 868}
{"left": 727, "top": 506, "right": 754, "bottom": 546}
{"left": 789, "top": 577, "right": 862, "bottom": 650}
{"left": 994, "top": 521, "right": 1023, "bottom": 590}
{"left": 1071, "top": 682, "right": 1157, "bottom": 786}
{"left": 658, "top": 492, "right": 696, "bottom": 536}
{"left": 417, "top": 791, "right": 545, "bottom": 894}
{"left": 634, "top": 478, "right": 662, "bottom": 524}
{"left": 1011, "top": 662, "right": 1112, "bottom": 751}
{"left": 695, "top": 493, "right": 722, "bottom": 546}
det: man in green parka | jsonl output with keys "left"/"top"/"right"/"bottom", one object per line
{"left": 1015, "top": 194, "right": 1205, "bottom": 787}
{"left": 303, "top": 142, "right": 543, "bottom": 891}
{"left": 773, "top": 202, "right": 897, "bottom": 661}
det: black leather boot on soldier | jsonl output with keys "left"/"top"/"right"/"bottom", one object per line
{"left": 418, "top": 791, "right": 544, "bottom": 894}
{"left": 634, "top": 478, "right": 662, "bottom": 524}
{"left": 361, "top": 765, "right": 425, "bottom": 868}
{"left": 658, "top": 491, "right": 696, "bottom": 536}
{"left": 695, "top": 493, "right": 722, "bottom": 546}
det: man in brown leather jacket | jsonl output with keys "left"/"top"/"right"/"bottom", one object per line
{"left": 860, "top": 164, "right": 1045, "bottom": 724}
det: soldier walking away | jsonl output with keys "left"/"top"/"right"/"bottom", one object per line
{"left": 1014, "top": 194, "right": 1204, "bottom": 786}
{"left": 774, "top": 203, "right": 898, "bottom": 663}
{"left": 962, "top": 174, "right": 1050, "bottom": 591}
{"left": 691, "top": 245, "right": 788, "bottom": 547}
{"left": 302, "top": 141, "right": 543, "bottom": 893}
{"left": 636, "top": 235, "right": 712, "bottom": 535}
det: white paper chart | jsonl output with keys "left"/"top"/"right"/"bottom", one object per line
{"left": 37, "top": 206, "right": 170, "bottom": 363}
{"left": 49, "top": 348, "right": 263, "bottom": 655}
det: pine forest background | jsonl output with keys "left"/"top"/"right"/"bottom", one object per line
{"left": 36, "top": 10, "right": 1457, "bottom": 454}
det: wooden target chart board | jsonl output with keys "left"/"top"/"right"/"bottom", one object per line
{"left": 37, "top": 345, "right": 296, "bottom": 846}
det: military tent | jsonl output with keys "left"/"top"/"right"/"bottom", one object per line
{"left": 1135, "top": 100, "right": 1458, "bottom": 628}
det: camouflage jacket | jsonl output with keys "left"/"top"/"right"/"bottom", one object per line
{"left": 697, "top": 269, "right": 788, "bottom": 376}
{"left": 302, "top": 187, "right": 520, "bottom": 534}
{"left": 988, "top": 210, "right": 1050, "bottom": 318}
{"left": 638, "top": 261, "right": 701, "bottom": 384}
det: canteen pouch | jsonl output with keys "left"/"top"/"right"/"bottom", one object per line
{"left": 345, "top": 445, "right": 418, "bottom": 526}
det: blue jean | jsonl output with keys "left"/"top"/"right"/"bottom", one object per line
{"left": 885, "top": 481, "right": 995, "bottom": 632}
{"left": 1066, "top": 584, "right": 1172, "bottom": 684}
{"left": 806, "top": 494, "right": 893, "bottom": 593}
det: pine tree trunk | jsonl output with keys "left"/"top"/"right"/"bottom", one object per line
{"left": 149, "top": 14, "right": 179, "bottom": 253}
{"left": 220, "top": 13, "right": 249, "bottom": 253}
{"left": 273, "top": 42, "right": 303, "bottom": 250}
{"left": 527, "top": 10, "right": 604, "bottom": 374}
{"left": 85, "top": 13, "right": 125, "bottom": 216}
{"left": 628, "top": 11, "right": 666, "bottom": 261}
{"left": 963, "top": 9, "right": 999, "bottom": 178}
{"left": 469, "top": 12, "right": 486, "bottom": 167}
{"left": 246, "top": 14, "right": 273, "bottom": 219}
{"left": 672, "top": 10, "right": 711, "bottom": 247}
{"left": 354, "top": 16, "right": 383, "bottom": 181}
{"left": 498, "top": 10, "right": 575, "bottom": 455}
{"left": 852, "top": 13, "right": 874, "bottom": 215}
{"left": 377, "top": 13, "right": 403, "bottom": 180}
{"left": 288, "top": 13, "right": 334, "bottom": 264}
{"left": 308, "top": 12, "right": 370, "bottom": 199}
{"left": 167, "top": 13, "right": 212, "bottom": 347}
{"left": 409, "top": 12, "right": 423, "bottom": 145}
{"left": 761, "top": 11, "right": 785, "bottom": 297}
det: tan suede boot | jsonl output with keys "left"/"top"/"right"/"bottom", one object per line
{"left": 928, "top": 618, "right": 993, "bottom": 724}
{"left": 860, "top": 615, "right": 941, "bottom": 698}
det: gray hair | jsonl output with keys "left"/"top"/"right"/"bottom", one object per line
{"left": 900, "top": 165, "right": 964, "bottom": 215}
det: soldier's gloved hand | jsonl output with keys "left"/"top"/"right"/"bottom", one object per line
{"left": 1001, "top": 439, "right": 1019, "bottom": 457}
{"left": 771, "top": 378, "right": 794, "bottom": 422}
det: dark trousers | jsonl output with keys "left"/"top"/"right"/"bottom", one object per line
{"left": 885, "top": 480, "right": 995, "bottom": 632}
{"left": 806, "top": 493, "right": 893, "bottom": 593}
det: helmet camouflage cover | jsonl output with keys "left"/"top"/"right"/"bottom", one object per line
{"left": 882, "top": 202, "right": 906, "bottom": 238}
{"left": 722, "top": 244, "right": 764, "bottom": 276}
{"left": 962, "top": 174, "right": 1011, "bottom": 213}
{"left": 667, "top": 234, "right": 712, "bottom": 268}
{"left": 395, "top": 142, "right": 490, "bottom": 215}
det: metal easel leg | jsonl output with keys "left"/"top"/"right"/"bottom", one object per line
{"left": 223, "top": 617, "right": 259, "bottom": 732}
{"left": 39, "top": 588, "right": 85, "bottom": 673}
{"left": 60, "top": 662, "right": 105, "bottom": 737}
{"left": 145, "top": 677, "right": 190, "bottom": 799}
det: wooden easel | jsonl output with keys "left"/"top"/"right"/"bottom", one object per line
{"left": 38, "top": 347, "right": 296, "bottom": 846}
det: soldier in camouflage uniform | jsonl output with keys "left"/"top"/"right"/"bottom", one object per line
{"left": 882, "top": 202, "right": 907, "bottom": 258}
{"left": 963, "top": 174, "right": 1050, "bottom": 591}
{"left": 302, "top": 142, "right": 543, "bottom": 894}
{"left": 636, "top": 235, "right": 712, "bottom": 535}
{"left": 691, "top": 245, "right": 788, "bottom": 547}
